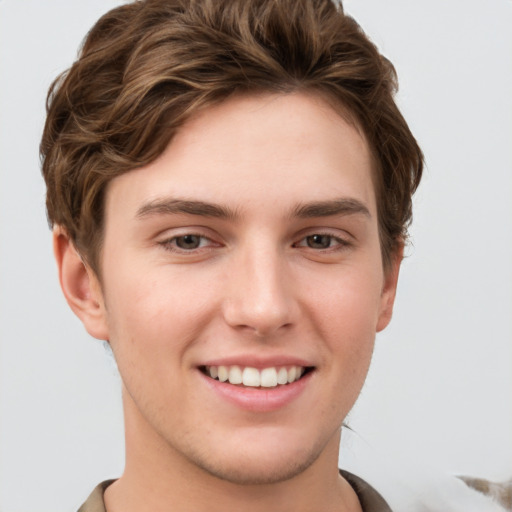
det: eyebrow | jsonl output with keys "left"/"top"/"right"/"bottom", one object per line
{"left": 136, "top": 198, "right": 239, "bottom": 220}
{"left": 291, "top": 198, "right": 371, "bottom": 219}
{"left": 136, "top": 197, "right": 370, "bottom": 221}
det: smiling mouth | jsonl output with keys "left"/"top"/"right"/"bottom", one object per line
{"left": 200, "top": 365, "right": 314, "bottom": 388}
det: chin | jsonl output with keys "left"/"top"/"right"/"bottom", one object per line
{"left": 196, "top": 450, "right": 320, "bottom": 486}
{"left": 179, "top": 429, "right": 335, "bottom": 486}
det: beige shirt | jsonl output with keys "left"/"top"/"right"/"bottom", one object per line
{"left": 77, "top": 470, "right": 392, "bottom": 512}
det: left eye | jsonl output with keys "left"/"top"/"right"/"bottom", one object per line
{"left": 296, "top": 234, "right": 345, "bottom": 249}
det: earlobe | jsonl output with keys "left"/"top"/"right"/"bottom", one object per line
{"left": 53, "top": 226, "right": 109, "bottom": 340}
{"left": 376, "top": 244, "right": 404, "bottom": 333}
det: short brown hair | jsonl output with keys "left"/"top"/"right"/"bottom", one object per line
{"left": 41, "top": 0, "right": 423, "bottom": 274}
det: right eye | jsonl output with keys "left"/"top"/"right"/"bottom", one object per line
{"left": 174, "top": 234, "right": 204, "bottom": 250}
{"left": 159, "top": 234, "right": 214, "bottom": 252}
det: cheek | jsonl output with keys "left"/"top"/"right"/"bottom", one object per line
{"left": 103, "top": 264, "right": 219, "bottom": 358}
{"left": 303, "top": 264, "right": 382, "bottom": 387}
{"left": 306, "top": 263, "right": 384, "bottom": 335}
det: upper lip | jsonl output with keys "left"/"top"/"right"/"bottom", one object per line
{"left": 199, "top": 355, "right": 315, "bottom": 369}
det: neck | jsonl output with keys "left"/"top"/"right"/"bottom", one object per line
{"left": 104, "top": 390, "right": 362, "bottom": 512}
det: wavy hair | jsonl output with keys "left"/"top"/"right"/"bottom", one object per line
{"left": 41, "top": 0, "right": 423, "bottom": 273}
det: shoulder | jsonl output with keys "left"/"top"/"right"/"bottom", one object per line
{"left": 77, "top": 480, "right": 115, "bottom": 512}
{"left": 340, "top": 469, "right": 392, "bottom": 512}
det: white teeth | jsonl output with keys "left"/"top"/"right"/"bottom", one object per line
{"left": 218, "top": 365, "right": 228, "bottom": 382}
{"left": 260, "top": 367, "right": 277, "bottom": 388}
{"left": 228, "top": 365, "right": 243, "bottom": 385}
{"left": 277, "top": 367, "right": 288, "bottom": 385}
{"left": 242, "top": 367, "right": 260, "bottom": 387}
{"left": 206, "top": 365, "right": 307, "bottom": 387}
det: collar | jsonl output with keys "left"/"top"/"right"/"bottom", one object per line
{"left": 77, "top": 471, "right": 392, "bottom": 512}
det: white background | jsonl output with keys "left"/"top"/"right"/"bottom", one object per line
{"left": 1, "top": 1, "right": 511, "bottom": 511}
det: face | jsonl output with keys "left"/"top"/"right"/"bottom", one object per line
{"left": 75, "top": 93, "right": 400, "bottom": 484}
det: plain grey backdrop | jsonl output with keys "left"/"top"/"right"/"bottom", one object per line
{"left": 1, "top": 1, "right": 511, "bottom": 511}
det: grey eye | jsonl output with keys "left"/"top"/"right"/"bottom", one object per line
{"left": 306, "top": 234, "right": 332, "bottom": 249}
{"left": 175, "top": 234, "right": 202, "bottom": 249}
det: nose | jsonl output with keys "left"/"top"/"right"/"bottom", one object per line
{"left": 221, "top": 244, "right": 297, "bottom": 337}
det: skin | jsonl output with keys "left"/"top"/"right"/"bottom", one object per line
{"left": 55, "top": 92, "right": 401, "bottom": 512}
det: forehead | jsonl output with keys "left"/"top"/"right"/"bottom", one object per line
{"left": 105, "top": 92, "right": 376, "bottom": 221}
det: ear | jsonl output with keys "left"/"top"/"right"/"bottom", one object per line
{"left": 53, "top": 226, "right": 109, "bottom": 340}
{"left": 376, "top": 243, "right": 403, "bottom": 333}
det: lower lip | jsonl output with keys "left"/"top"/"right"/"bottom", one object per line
{"left": 199, "top": 370, "right": 313, "bottom": 412}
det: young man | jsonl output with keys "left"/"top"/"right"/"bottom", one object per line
{"left": 40, "top": 1, "right": 423, "bottom": 510}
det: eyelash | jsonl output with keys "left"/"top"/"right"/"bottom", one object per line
{"left": 158, "top": 232, "right": 350, "bottom": 254}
